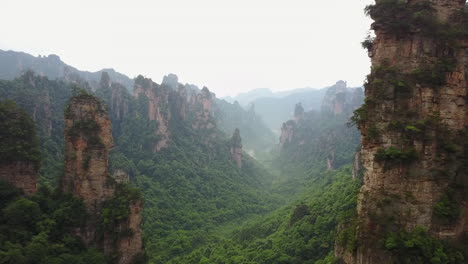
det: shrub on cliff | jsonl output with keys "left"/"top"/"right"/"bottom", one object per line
{"left": 384, "top": 226, "right": 464, "bottom": 264}
{"left": 0, "top": 100, "right": 41, "bottom": 168}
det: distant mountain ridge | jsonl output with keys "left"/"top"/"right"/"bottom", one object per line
{"left": 0, "top": 49, "right": 134, "bottom": 90}
{"left": 225, "top": 86, "right": 317, "bottom": 106}
{"left": 229, "top": 81, "right": 362, "bottom": 133}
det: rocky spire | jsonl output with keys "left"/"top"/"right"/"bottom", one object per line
{"left": 321, "top": 81, "right": 348, "bottom": 115}
{"left": 230, "top": 128, "right": 243, "bottom": 168}
{"left": 162, "top": 73, "right": 179, "bottom": 90}
{"left": 62, "top": 91, "right": 114, "bottom": 207}
{"left": 62, "top": 91, "right": 144, "bottom": 264}
{"left": 294, "top": 102, "right": 304, "bottom": 121}
{"left": 0, "top": 100, "right": 40, "bottom": 196}
{"left": 337, "top": 1, "right": 468, "bottom": 263}
{"left": 100, "top": 71, "right": 111, "bottom": 89}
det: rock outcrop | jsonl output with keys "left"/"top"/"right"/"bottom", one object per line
{"left": 337, "top": 0, "right": 468, "bottom": 263}
{"left": 62, "top": 93, "right": 115, "bottom": 208}
{"left": 321, "top": 81, "right": 363, "bottom": 116}
{"left": 96, "top": 72, "right": 131, "bottom": 136}
{"left": 230, "top": 128, "right": 243, "bottom": 168}
{"left": 280, "top": 120, "right": 296, "bottom": 147}
{"left": 62, "top": 92, "right": 144, "bottom": 264}
{"left": 0, "top": 100, "right": 40, "bottom": 196}
{"left": 133, "top": 75, "right": 171, "bottom": 152}
{"left": 133, "top": 74, "right": 218, "bottom": 151}
{"left": 190, "top": 86, "right": 217, "bottom": 131}
{"left": 279, "top": 83, "right": 363, "bottom": 150}
{"left": 351, "top": 151, "right": 362, "bottom": 180}
{"left": 294, "top": 102, "right": 305, "bottom": 121}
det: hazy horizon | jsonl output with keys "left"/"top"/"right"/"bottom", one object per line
{"left": 1, "top": 0, "right": 373, "bottom": 97}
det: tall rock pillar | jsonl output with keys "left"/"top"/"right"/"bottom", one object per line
{"left": 230, "top": 128, "right": 243, "bottom": 168}
{"left": 338, "top": 0, "right": 468, "bottom": 263}
{"left": 62, "top": 92, "right": 145, "bottom": 264}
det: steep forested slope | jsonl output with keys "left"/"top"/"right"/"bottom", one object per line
{"left": 173, "top": 167, "right": 360, "bottom": 264}
{"left": 170, "top": 84, "right": 365, "bottom": 264}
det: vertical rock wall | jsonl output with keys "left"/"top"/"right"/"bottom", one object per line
{"left": 338, "top": 1, "right": 468, "bottom": 263}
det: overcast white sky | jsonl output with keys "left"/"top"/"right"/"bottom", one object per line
{"left": 0, "top": 0, "right": 373, "bottom": 97}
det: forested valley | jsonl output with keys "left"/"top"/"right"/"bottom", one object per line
{"left": 1, "top": 1, "right": 468, "bottom": 263}
{"left": 0, "top": 51, "right": 364, "bottom": 263}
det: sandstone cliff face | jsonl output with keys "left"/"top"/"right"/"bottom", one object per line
{"left": 62, "top": 94, "right": 115, "bottom": 209}
{"left": 337, "top": 1, "right": 468, "bottom": 263}
{"left": 21, "top": 71, "right": 54, "bottom": 136}
{"left": 97, "top": 72, "right": 131, "bottom": 137}
{"left": 133, "top": 76, "right": 171, "bottom": 152}
{"left": 190, "top": 86, "right": 217, "bottom": 132}
{"left": 114, "top": 200, "right": 144, "bottom": 264}
{"left": 230, "top": 128, "right": 243, "bottom": 168}
{"left": 280, "top": 120, "right": 296, "bottom": 147}
{"left": 133, "top": 74, "right": 218, "bottom": 151}
{"left": 62, "top": 93, "right": 144, "bottom": 264}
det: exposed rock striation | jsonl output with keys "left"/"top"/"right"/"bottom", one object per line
{"left": 62, "top": 92, "right": 144, "bottom": 264}
{"left": 133, "top": 75, "right": 171, "bottom": 152}
{"left": 62, "top": 93, "right": 115, "bottom": 208}
{"left": 337, "top": 0, "right": 468, "bottom": 263}
{"left": 133, "top": 74, "right": 218, "bottom": 151}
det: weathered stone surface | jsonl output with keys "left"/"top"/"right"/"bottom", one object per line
{"left": 115, "top": 201, "right": 144, "bottom": 264}
{"left": 280, "top": 120, "right": 296, "bottom": 147}
{"left": 62, "top": 95, "right": 115, "bottom": 210}
{"left": 62, "top": 94, "right": 144, "bottom": 264}
{"left": 134, "top": 76, "right": 171, "bottom": 151}
{"left": 133, "top": 75, "right": 218, "bottom": 151}
{"left": 336, "top": 1, "right": 468, "bottom": 263}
